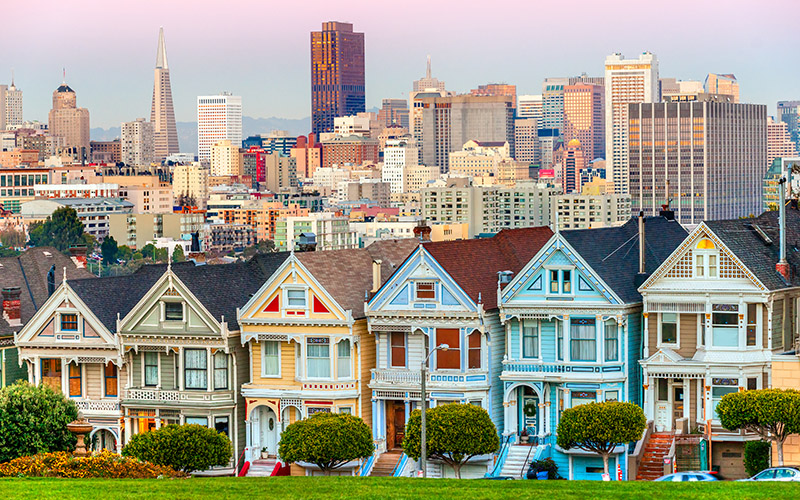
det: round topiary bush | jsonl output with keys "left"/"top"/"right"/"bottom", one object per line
{"left": 122, "top": 424, "right": 232, "bottom": 473}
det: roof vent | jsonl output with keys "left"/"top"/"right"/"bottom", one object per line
{"left": 752, "top": 224, "right": 773, "bottom": 245}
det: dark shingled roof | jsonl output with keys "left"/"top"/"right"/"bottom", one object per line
{"left": 0, "top": 247, "right": 94, "bottom": 336}
{"left": 68, "top": 252, "right": 290, "bottom": 332}
{"left": 296, "top": 239, "right": 418, "bottom": 319}
{"left": 705, "top": 210, "right": 800, "bottom": 290}
{"left": 423, "top": 226, "right": 554, "bottom": 310}
{"left": 562, "top": 216, "right": 688, "bottom": 303}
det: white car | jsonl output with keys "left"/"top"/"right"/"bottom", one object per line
{"left": 655, "top": 471, "right": 720, "bottom": 482}
{"left": 739, "top": 467, "right": 800, "bottom": 481}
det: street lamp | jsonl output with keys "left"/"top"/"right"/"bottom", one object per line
{"left": 421, "top": 343, "right": 449, "bottom": 478}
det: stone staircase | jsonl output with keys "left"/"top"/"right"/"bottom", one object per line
{"left": 636, "top": 433, "right": 674, "bottom": 481}
{"left": 370, "top": 449, "right": 403, "bottom": 477}
{"left": 246, "top": 458, "right": 278, "bottom": 477}
{"left": 500, "top": 444, "right": 535, "bottom": 479}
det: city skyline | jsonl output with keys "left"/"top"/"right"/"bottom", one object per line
{"left": 2, "top": 0, "right": 798, "bottom": 129}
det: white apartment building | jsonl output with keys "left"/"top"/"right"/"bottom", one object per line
{"left": 382, "top": 138, "right": 419, "bottom": 193}
{"left": 120, "top": 118, "right": 154, "bottom": 166}
{"left": 197, "top": 93, "right": 242, "bottom": 163}
{"left": 333, "top": 115, "right": 371, "bottom": 136}
{"left": 553, "top": 192, "right": 631, "bottom": 230}
{"left": 604, "top": 52, "right": 659, "bottom": 194}
{"left": 210, "top": 140, "right": 241, "bottom": 177}
{"left": 517, "top": 94, "right": 543, "bottom": 121}
{"left": 311, "top": 166, "right": 351, "bottom": 195}
{"left": 514, "top": 118, "right": 539, "bottom": 164}
{"left": 34, "top": 183, "right": 119, "bottom": 198}
{"left": 172, "top": 162, "right": 210, "bottom": 208}
{"left": 5, "top": 81, "right": 23, "bottom": 130}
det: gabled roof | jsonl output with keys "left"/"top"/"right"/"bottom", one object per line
{"left": 561, "top": 217, "right": 688, "bottom": 303}
{"left": 68, "top": 252, "right": 290, "bottom": 332}
{"left": 295, "top": 239, "right": 417, "bottom": 319}
{"left": 423, "top": 226, "right": 554, "bottom": 310}
{"left": 705, "top": 210, "right": 800, "bottom": 290}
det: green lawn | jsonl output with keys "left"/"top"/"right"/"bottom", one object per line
{"left": 1, "top": 477, "right": 799, "bottom": 499}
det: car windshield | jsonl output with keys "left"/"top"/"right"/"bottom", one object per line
{"left": 755, "top": 469, "right": 776, "bottom": 480}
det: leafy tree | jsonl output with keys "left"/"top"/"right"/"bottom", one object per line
{"left": 717, "top": 389, "right": 800, "bottom": 466}
{"left": 744, "top": 440, "right": 771, "bottom": 477}
{"left": 132, "top": 251, "right": 143, "bottom": 260}
{"left": 243, "top": 239, "right": 276, "bottom": 259}
{"left": 0, "top": 247, "right": 20, "bottom": 257}
{"left": 154, "top": 247, "right": 169, "bottom": 263}
{"left": 122, "top": 424, "right": 231, "bottom": 473}
{"left": 0, "top": 228, "right": 26, "bottom": 248}
{"left": 556, "top": 401, "right": 645, "bottom": 477}
{"left": 27, "top": 207, "right": 86, "bottom": 252}
{"left": 403, "top": 403, "right": 499, "bottom": 479}
{"left": 140, "top": 243, "right": 157, "bottom": 260}
{"left": 176, "top": 192, "right": 197, "bottom": 208}
{"left": 117, "top": 245, "right": 133, "bottom": 261}
{"left": 0, "top": 381, "right": 78, "bottom": 462}
{"left": 100, "top": 236, "right": 119, "bottom": 265}
{"left": 172, "top": 245, "right": 185, "bottom": 263}
{"left": 278, "top": 412, "right": 373, "bottom": 475}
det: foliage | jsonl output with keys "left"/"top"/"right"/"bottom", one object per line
{"left": 527, "top": 457, "right": 560, "bottom": 479}
{"left": 176, "top": 193, "right": 196, "bottom": 208}
{"left": 154, "top": 247, "right": 169, "bottom": 263}
{"left": 523, "top": 401, "right": 538, "bottom": 417}
{"left": 132, "top": 251, "right": 143, "bottom": 260}
{"left": 403, "top": 403, "right": 499, "bottom": 479}
{"left": 0, "top": 246, "right": 20, "bottom": 257}
{"left": 0, "top": 227, "right": 26, "bottom": 248}
{"left": 0, "top": 381, "right": 78, "bottom": 462}
{"left": 278, "top": 412, "right": 373, "bottom": 474}
{"left": 172, "top": 246, "right": 185, "bottom": 263}
{"left": 744, "top": 440, "right": 771, "bottom": 477}
{"left": 122, "top": 424, "right": 232, "bottom": 473}
{"left": 117, "top": 245, "right": 133, "bottom": 261}
{"left": 0, "top": 450, "right": 185, "bottom": 478}
{"left": 243, "top": 240, "right": 276, "bottom": 259}
{"left": 100, "top": 236, "right": 119, "bottom": 265}
{"left": 716, "top": 389, "right": 800, "bottom": 465}
{"left": 556, "top": 401, "right": 645, "bottom": 476}
{"left": 141, "top": 244, "right": 156, "bottom": 260}
{"left": 27, "top": 207, "right": 89, "bottom": 252}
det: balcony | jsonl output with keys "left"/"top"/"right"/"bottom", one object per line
{"left": 370, "top": 368, "right": 489, "bottom": 390}
{"left": 501, "top": 360, "right": 626, "bottom": 381}
{"left": 73, "top": 399, "right": 121, "bottom": 413}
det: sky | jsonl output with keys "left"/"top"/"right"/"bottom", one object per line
{"left": 3, "top": 0, "right": 799, "bottom": 129}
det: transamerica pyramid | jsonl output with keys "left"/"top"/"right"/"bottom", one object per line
{"left": 150, "top": 27, "right": 179, "bottom": 161}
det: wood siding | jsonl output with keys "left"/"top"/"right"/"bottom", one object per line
{"left": 677, "top": 314, "right": 697, "bottom": 358}
{"left": 355, "top": 320, "right": 373, "bottom": 427}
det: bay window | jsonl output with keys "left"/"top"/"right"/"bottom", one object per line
{"left": 571, "top": 390, "right": 596, "bottom": 407}
{"left": 104, "top": 362, "right": 118, "bottom": 397}
{"left": 712, "top": 381, "right": 738, "bottom": 418}
{"left": 522, "top": 323, "right": 539, "bottom": 359}
{"left": 570, "top": 318, "right": 596, "bottom": 362}
{"left": 214, "top": 352, "right": 228, "bottom": 390}
{"left": 660, "top": 313, "right": 678, "bottom": 344}
{"left": 184, "top": 349, "right": 207, "bottom": 389}
{"left": 41, "top": 358, "right": 61, "bottom": 393}
{"left": 144, "top": 352, "right": 159, "bottom": 386}
{"left": 712, "top": 306, "right": 738, "bottom": 347}
{"left": 307, "top": 338, "right": 330, "bottom": 378}
{"left": 746, "top": 304, "right": 758, "bottom": 347}
{"left": 467, "top": 331, "right": 481, "bottom": 369}
{"left": 337, "top": 340, "right": 351, "bottom": 379}
{"left": 68, "top": 363, "right": 81, "bottom": 397}
{"left": 262, "top": 341, "right": 280, "bottom": 376}
{"left": 556, "top": 320, "right": 564, "bottom": 361}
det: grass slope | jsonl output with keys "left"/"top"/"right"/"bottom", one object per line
{"left": 2, "top": 476, "right": 798, "bottom": 499}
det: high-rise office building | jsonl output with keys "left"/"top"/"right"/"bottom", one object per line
{"left": 541, "top": 78, "right": 568, "bottom": 131}
{"left": 628, "top": 94, "right": 766, "bottom": 224}
{"left": 514, "top": 118, "right": 539, "bottom": 165}
{"left": 660, "top": 78, "right": 703, "bottom": 99}
{"left": 172, "top": 162, "right": 209, "bottom": 208}
{"left": 197, "top": 93, "right": 242, "bottom": 164}
{"left": 604, "top": 52, "right": 659, "bottom": 194}
{"left": 310, "top": 21, "right": 365, "bottom": 136}
{"left": 767, "top": 116, "right": 798, "bottom": 167}
{"left": 410, "top": 89, "right": 450, "bottom": 156}
{"left": 0, "top": 85, "right": 5, "bottom": 131}
{"left": 413, "top": 55, "right": 445, "bottom": 92}
{"left": 704, "top": 73, "right": 739, "bottom": 102}
{"left": 563, "top": 83, "right": 604, "bottom": 161}
{"left": 382, "top": 138, "right": 419, "bottom": 194}
{"left": 419, "top": 95, "right": 515, "bottom": 173}
{"left": 121, "top": 118, "right": 155, "bottom": 166}
{"left": 555, "top": 139, "right": 587, "bottom": 194}
{"left": 150, "top": 28, "right": 179, "bottom": 162}
{"left": 470, "top": 83, "right": 517, "bottom": 108}
{"left": 209, "top": 140, "right": 242, "bottom": 177}
{"left": 517, "top": 95, "right": 543, "bottom": 121}
{"left": 778, "top": 101, "right": 800, "bottom": 153}
{"left": 4, "top": 77, "right": 22, "bottom": 130}
{"left": 377, "top": 98, "right": 409, "bottom": 129}
{"left": 48, "top": 81, "right": 90, "bottom": 160}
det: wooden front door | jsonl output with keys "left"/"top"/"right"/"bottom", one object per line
{"left": 386, "top": 401, "right": 406, "bottom": 449}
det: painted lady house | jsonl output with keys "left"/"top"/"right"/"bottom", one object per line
{"left": 365, "top": 228, "right": 552, "bottom": 478}
{"left": 497, "top": 214, "right": 686, "bottom": 480}
{"left": 237, "top": 240, "right": 416, "bottom": 475}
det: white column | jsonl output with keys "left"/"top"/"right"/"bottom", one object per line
{"left": 206, "top": 347, "right": 213, "bottom": 392}
{"left": 123, "top": 417, "right": 132, "bottom": 446}
{"left": 642, "top": 313, "right": 649, "bottom": 356}
{"left": 595, "top": 316, "right": 602, "bottom": 362}
{"left": 682, "top": 378, "right": 690, "bottom": 420}
{"left": 61, "top": 359, "right": 68, "bottom": 394}
{"left": 178, "top": 347, "right": 185, "bottom": 391}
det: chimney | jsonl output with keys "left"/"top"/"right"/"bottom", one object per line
{"left": 413, "top": 221, "right": 432, "bottom": 242}
{"left": 69, "top": 245, "right": 87, "bottom": 268}
{"left": 371, "top": 259, "right": 382, "bottom": 293}
{"left": 638, "top": 211, "right": 646, "bottom": 275}
{"left": 2, "top": 287, "right": 21, "bottom": 327}
{"left": 777, "top": 178, "right": 790, "bottom": 280}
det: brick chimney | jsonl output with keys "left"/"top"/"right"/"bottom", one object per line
{"left": 413, "top": 221, "right": 432, "bottom": 242}
{"left": 2, "top": 287, "right": 21, "bottom": 327}
{"left": 777, "top": 178, "right": 790, "bottom": 281}
{"left": 69, "top": 245, "right": 87, "bottom": 268}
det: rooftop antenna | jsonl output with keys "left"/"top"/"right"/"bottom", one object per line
{"left": 62, "top": 67, "right": 66, "bottom": 84}
{"left": 426, "top": 55, "right": 431, "bottom": 79}
{"left": 10, "top": 69, "right": 14, "bottom": 87}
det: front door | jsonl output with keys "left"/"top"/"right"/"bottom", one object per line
{"left": 672, "top": 386, "right": 685, "bottom": 426}
{"left": 654, "top": 378, "right": 671, "bottom": 431}
{"left": 258, "top": 407, "right": 278, "bottom": 457}
{"left": 393, "top": 404, "right": 406, "bottom": 448}
{"left": 522, "top": 393, "right": 538, "bottom": 436}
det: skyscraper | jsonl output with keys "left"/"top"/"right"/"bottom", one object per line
{"left": 197, "top": 93, "right": 242, "bottom": 164}
{"left": 563, "top": 83, "right": 604, "bottom": 160}
{"left": 704, "top": 73, "right": 739, "bottom": 102}
{"left": 121, "top": 118, "right": 155, "bottom": 166}
{"left": 150, "top": 27, "right": 179, "bottom": 162}
{"left": 5, "top": 76, "right": 22, "bottom": 129}
{"left": 470, "top": 83, "right": 517, "bottom": 108}
{"left": 310, "top": 21, "right": 365, "bottom": 136}
{"left": 778, "top": 101, "right": 800, "bottom": 153}
{"left": 604, "top": 52, "right": 659, "bottom": 194}
{"left": 377, "top": 98, "right": 409, "bottom": 129}
{"left": 517, "top": 95, "right": 543, "bottom": 121}
{"left": 541, "top": 78, "right": 568, "bottom": 131}
{"left": 48, "top": 81, "right": 90, "bottom": 160}
{"left": 413, "top": 56, "right": 445, "bottom": 92}
{"left": 0, "top": 85, "right": 6, "bottom": 131}
{"left": 767, "top": 116, "right": 798, "bottom": 167}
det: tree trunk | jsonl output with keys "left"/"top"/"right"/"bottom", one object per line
{"left": 777, "top": 438, "right": 785, "bottom": 466}
{"left": 602, "top": 453, "right": 610, "bottom": 477}
{"left": 453, "top": 462, "right": 462, "bottom": 479}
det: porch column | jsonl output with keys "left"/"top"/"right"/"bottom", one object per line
{"left": 29, "top": 358, "right": 36, "bottom": 385}
{"left": 504, "top": 393, "right": 516, "bottom": 435}
{"left": 703, "top": 374, "right": 712, "bottom": 421}
{"left": 244, "top": 418, "right": 251, "bottom": 457}
{"left": 178, "top": 347, "right": 184, "bottom": 391}
{"left": 123, "top": 417, "right": 131, "bottom": 446}
{"left": 61, "top": 358, "right": 68, "bottom": 394}
{"left": 538, "top": 402, "right": 546, "bottom": 439}
{"left": 404, "top": 400, "right": 410, "bottom": 422}
{"left": 682, "top": 378, "right": 690, "bottom": 420}
{"left": 642, "top": 370, "right": 652, "bottom": 420}
{"left": 206, "top": 347, "right": 213, "bottom": 392}
{"left": 642, "top": 313, "right": 649, "bottom": 355}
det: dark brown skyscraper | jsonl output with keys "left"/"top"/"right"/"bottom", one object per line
{"left": 311, "top": 21, "right": 365, "bottom": 136}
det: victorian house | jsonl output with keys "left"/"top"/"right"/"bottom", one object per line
{"left": 498, "top": 215, "right": 687, "bottom": 480}
{"left": 639, "top": 210, "right": 800, "bottom": 478}
{"left": 237, "top": 240, "right": 415, "bottom": 475}
{"left": 365, "top": 227, "right": 552, "bottom": 478}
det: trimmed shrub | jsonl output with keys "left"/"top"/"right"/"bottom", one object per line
{"left": 279, "top": 412, "right": 373, "bottom": 474}
{"left": 744, "top": 440, "right": 771, "bottom": 477}
{"left": 122, "top": 424, "right": 231, "bottom": 473}
{"left": 0, "top": 381, "right": 78, "bottom": 462}
{"left": 527, "top": 457, "right": 560, "bottom": 479}
{"left": 0, "top": 450, "right": 184, "bottom": 478}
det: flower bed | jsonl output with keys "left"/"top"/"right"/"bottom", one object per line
{"left": 0, "top": 450, "right": 186, "bottom": 478}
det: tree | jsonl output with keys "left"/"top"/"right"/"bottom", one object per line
{"left": 278, "top": 412, "right": 373, "bottom": 475}
{"left": 403, "top": 403, "right": 499, "bottom": 479}
{"left": 172, "top": 245, "right": 185, "bottom": 263}
{"left": 101, "top": 236, "right": 119, "bottom": 265}
{"left": 242, "top": 239, "right": 276, "bottom": 259}
{"left": 154, "top": 247, "right": 169, "bottom": 263}
{"left": 556, "top": 401, "right": 646, "bottom": 477}
{"left": 176, "top": 192, "right": 197, "bottom": 208}
{"left": 117, "top": 245, "right": 133, "bottom": 261}
{"left": 140, "top": 243, "right": 156, "bottom": 260}
{"left": 132, "top": 251, "right": 143, "bottom": 260}
{"left": 0, "top": 381, "right": 78, "bottom": 462}
{"left": 27, "top": 207, "right": 86, "bottom": 252}
{"left": 0, "top": 228, "right": 26, "bottom": 249}
{"left": 716, "top": 389, "right": 800, "bottom": 466}
{"left": 122, "top": 424, "right": 231, "bottom": 473}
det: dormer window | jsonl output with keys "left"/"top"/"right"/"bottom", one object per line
{"left": 548, "top": 269, "right": 573, "bottom": 294}
{"left": 164, "top": 302, "right": 183, "bottom": 321}
{"left": 415, "top": 281, "right": 436, "bottom": 301}
{"left": 694, "top": 239, "right": 718, "bottom": 278}
{"left": 60, "top": 313, "right": 78, "bottom": 331}
{"left": 286, "top": 289, "right": 307, "bottom": 308}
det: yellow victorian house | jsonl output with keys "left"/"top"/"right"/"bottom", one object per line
{"left": 237, "top": 240, "right": 416, "bottom": 474}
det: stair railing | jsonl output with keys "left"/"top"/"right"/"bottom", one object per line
{"left": 486, "top": 434, "right": 513, "bottom": 478}
{"left": 520, "top": 441, "right": 536, "bottom": 479}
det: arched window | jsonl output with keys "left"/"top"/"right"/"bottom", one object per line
{"left": 467, "top": 331, "right": 481, "bottom": 369}
{"left": 694, "top": 239, "right": 718, "bottom": 278}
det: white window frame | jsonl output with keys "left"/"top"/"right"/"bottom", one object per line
{"left": 336, "top": 339, "right": 352, "bottom": 380}
{"left": 414, "top": 281, "right": 437, "bottom": 302}
{"left": 658, "top": 312, "right": 680, "bottom": 347}
{"left": 306, "top": 338, "right": 332, "bottom": 380}
{"left": 604, "top": 390, "right": 620, "bottom": 402}
{"left": 161, "top": 300, "right": 185, "bottom": 324}
{"left": 261, "top": 341, "right": 282, "bottom": 378}
{"left": 521, "top": 320, "right": 540, "bottom": 360}
{"left": 142, "top": 351, "right": 160, "bottom": 388}
{"left": 56, "top": 309, "right": 81, "bottom": 336}
{"left": 545, "top": 266, "right": 575, "bottom": 296}
{"left": 282, "top": 285, "right": 309, "bottom": 311}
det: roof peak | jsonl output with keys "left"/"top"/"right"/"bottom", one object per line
{"left": 156, "top": 27, "right": 169, "bottom": 70}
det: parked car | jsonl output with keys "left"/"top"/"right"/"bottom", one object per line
{"left": 655, "top": 471, "right": 721, "bottom": 482}
{"left": 739, "top": 467, "right": 800, "bottom": 481}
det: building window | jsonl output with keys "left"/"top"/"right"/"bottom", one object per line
{"left": 144, "top": 352, "right": 159, "bottom": 387}
{"left": 61, "top": 313, "right": 78, "bottom": 331}
{"left": 436, "top": 329, "right": 460, "bottom": 370}
{"left": 185, "top": 416, "right": 208, "bottom": 426}
{"left": 214, "top": 352, "right": 228, "bottom": 390}
{"left": 337, "top": 340, "right": 351, "bottom": 379}
{"left": 570, "top": 318, "right": 596, "bottom": 362}
{"left": 185, "top": 349, "right": 208, "bottom": 389}
{"left": 468, "top": 331, "right": 481, "bottom": 369}
{"left": 522, "top": 323, "right": 539, "bottom": 359}
{"left": 307, "top": 338, "right": 330, "bottom": 378}
{"left": 41, "top": 358, "right": 62, "bottom": 393}
{"left": 262, "top": 341, "right": 280, "bottom": 376}
{"left": 339, "top": 407, "right": 353, "bottom": 414}
{"left": 287, "top": 289, "right": 306, "bottom": 308}
{"left": 68, "top": 363, "right": 81, "bottom": 397}
{"left": 164, "top": 302, "right": 183, "bottom": 321}
{"left": 747, "top": 377, "right": 758, "bottom": 391}
{"left": 571, "top": 390, "right": 597, "bottom": 407}
{"left": 390, "top": 332, "right": 406, "bottom": 368}
{"left": 604, "top": 319, "right": 619, "bottom": 361}
{"left": 712, "top": 306, "right": 739, "bottom": 347}
{"left": 549, "top": 270, "right": 559, "bottom": 293}
{"left": 604, "top": 390, "right": 619, "bottom": 402}
{"left": 104, "top": 363, "right": 118, "bottom": 397}
{"left": 712, "top": 383, "right": 738, "bottom": 418}
{"left": 215, "top": 416, "right": 230, "bottom": 436}
{"left": 563, "top": 270, "right": 572, "bottom": 293}
{"left": 660, "top": 313, "right": 678, "bottom": 344}
{"left": 556, "top": 320, "right": 564, "bottom": 361}
{"left": 746, "top": 304, "right": 758, "bottom": 347}
{"left": 415, "top": 281, "right": 436, "bottom": 301}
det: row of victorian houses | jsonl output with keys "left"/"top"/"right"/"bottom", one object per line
{"left": 1, "top": 206, "right": 800, "bottom": 479}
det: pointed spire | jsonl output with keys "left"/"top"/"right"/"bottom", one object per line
{"left": 10, "top": 69, "right": 14, "bottom": 88}
{"left": 156, "top": 27, "right": 169, "bottom": 70}
{"left": 62, "top": 67, "right": 66, "bottom": 84}
{"left": 426, "top": 55, "right": 431, "bottom": 79}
